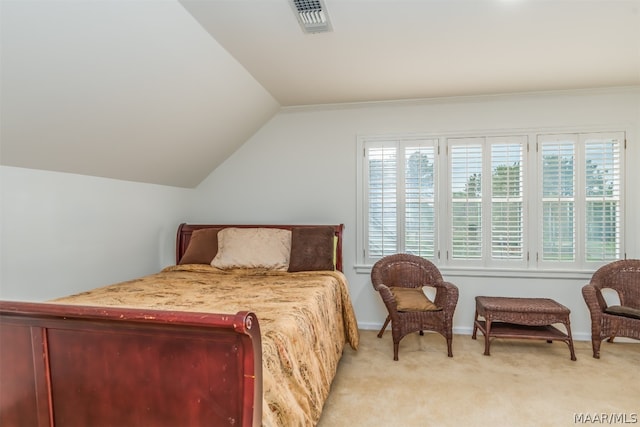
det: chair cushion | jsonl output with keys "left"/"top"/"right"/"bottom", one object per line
{"left": 604, "top": 305, "right": 640, "bottom": 320}
{"left": 389, "top": 287, "right": 442, "bottom": 312}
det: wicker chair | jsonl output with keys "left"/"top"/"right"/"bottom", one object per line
{"left": 371, "top": 253, "right": 459, "bottom": 361}
{"left": 582, "top": 259, "right": 640, "bottom": 358}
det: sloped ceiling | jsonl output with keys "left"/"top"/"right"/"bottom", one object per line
{"left": 1, "top": 0, "right": 639, "bottom": 188}
{"left": 0, "top": 0, "right": 280, "bottom": 188}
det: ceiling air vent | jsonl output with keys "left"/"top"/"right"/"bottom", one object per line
{"left": 290, "top": 0, "right": 332, "bottom": 33}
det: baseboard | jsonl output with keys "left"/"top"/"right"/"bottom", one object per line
{"left": 357, "top": 321, "right": 593, "bottom": 342}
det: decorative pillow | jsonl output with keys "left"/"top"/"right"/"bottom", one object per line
{"left": 605, "top": 305, "right": 640, "bottom": 320}
{"left": 288, "top": 226, "right": 335, "bottom": 272}
{"left": 389, "top": 287, "right": 441, "bottom": 312}
{"left": 211, "top": 227, "right": 292, "bottom": 271}
{"left": 178, "top": 228, "right": 221, "bottom": 264}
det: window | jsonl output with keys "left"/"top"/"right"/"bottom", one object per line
{"left": 357, "top": 130, "right": 626, "bottom": 270}
{"left": 447, "top": 136, "right": 526, "bottom": 268}
{"left": 363, "top": 138, "right": 437, "bottom": 263}
{"left": 538, "top": 132, "right": 624, "bottom": 267}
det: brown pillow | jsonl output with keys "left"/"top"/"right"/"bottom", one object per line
{"left": 288, "top": 226, "right": 335, "bottom": 272}
{"left": 178, "top": 228, "right": 221, "bottom": 264}
{"left": 389, "top": 287, "right": 441, "bottom": 312}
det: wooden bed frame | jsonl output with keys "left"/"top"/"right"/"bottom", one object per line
{"left": 0, "top": 223, "right": 345, "bottom": 427}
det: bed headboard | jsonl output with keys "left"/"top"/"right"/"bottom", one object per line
{"left": 176, "top": 224, "right": 345, "bottom": 272}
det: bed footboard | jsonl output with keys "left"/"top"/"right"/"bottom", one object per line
{"left": 0, "top": 301, "right": 262, "bottom": 427}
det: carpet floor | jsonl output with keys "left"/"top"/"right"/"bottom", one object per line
{"left": 317, "top": 330, "right": 640, "bottom": 427}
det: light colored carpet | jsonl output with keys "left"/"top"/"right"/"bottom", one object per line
{"left": 318, "top": 330, "right": 640, "bottom": 427}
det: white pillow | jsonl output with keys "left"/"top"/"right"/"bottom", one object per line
{"left": 211, "top": 227, "right": 292, "bottom": 270}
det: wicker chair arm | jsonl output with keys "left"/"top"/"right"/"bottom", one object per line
{"left": 374, "top": 283, "right": 399, "bottom": 313}
{"left": 582, "top": 284, "right": 605, "bottom": 319}
{"left": 433, "top": 281, "right": 459, "bottom": 313}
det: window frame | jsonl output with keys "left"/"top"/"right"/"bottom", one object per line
{"left": 356, "top": 127, "right": 627, "bottom": 272}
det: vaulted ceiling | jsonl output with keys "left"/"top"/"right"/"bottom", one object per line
{"left": 2, "top": 0, "right": 639, "bottom": 188}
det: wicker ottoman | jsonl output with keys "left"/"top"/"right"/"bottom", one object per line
{"left": 472, "top": 296, "right": 577, "bottom": 361}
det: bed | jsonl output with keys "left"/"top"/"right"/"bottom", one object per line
{"left": 0, "top": 223, "right": 359, "bottom": 427}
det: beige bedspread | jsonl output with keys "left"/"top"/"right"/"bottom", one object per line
{"left": 52, "top": 264, "right": 359, "bottom": 427}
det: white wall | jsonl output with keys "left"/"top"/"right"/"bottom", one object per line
{"left": 0, "top": 166, "right": 195, "bottom": 301}
{"left": 2, "top": 88, "right": 638, "bottom": 341}
{"left": 195, "top": 87, "right": 640, "bottom": 340}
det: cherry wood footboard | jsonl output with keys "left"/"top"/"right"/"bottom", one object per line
{"left": 0, "top": 301, "right": 262, "bottom": 427}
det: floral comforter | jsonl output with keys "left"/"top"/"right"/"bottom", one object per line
{"left": 52, "top": 264, "right": 359, "bottom": 426}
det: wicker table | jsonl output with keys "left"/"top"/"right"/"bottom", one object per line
{"left": 472, "top": 296, "right": 577, "bottom": 361}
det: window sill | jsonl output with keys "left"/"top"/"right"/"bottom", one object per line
{"left": 354, "top": 264, "right": 594, "bottom": 280}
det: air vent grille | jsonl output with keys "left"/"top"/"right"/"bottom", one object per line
{"left": 290, "top": 0, "right": 331, "bottom": 33}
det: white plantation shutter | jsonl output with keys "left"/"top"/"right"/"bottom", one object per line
{"left": 404, "top": 145, "right": 436, "bottom": 257}
{"left": 363, "top": 138, "right": 437, "bottom": 263}
{"left": 538, "top": 131, "right": 624, "bottom": 267}
{"left": 491, "top": 138, "right": 525, "bottom": 260}
{"left": 448, "top": 136, "right": 526, "bottom": 266}
{"left": 449, "top": 139, "right": 483, "bottom": 260}
{"left": 366, "top": 144, "right": 398, "bottom": 258}
{"left": 358, "top": 128, "right": 625, "bottom": 269}
{"left": 583, "top": 133, "right": 622, "bottom": 261}
{"left": 540, "top": 137, "right": 576, "bottom": 262}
